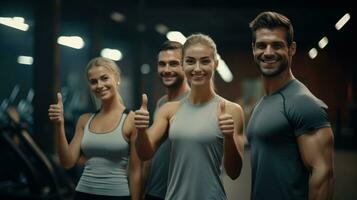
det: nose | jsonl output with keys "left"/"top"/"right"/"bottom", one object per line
{"left": 263, "top": 45, "right": 274, "bottom": 56}
{"left": 193, "top": 62, "right": 201, "bottom": 72}
{"left": 163, "top": 64, "right": 170, "bottom": 72}
{"left": 97, "top": 80, "right": 104, "bottom": 88}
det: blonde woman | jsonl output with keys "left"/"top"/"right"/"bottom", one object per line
{"left": 48, "top": 57, "right": 142, "bottom": 200}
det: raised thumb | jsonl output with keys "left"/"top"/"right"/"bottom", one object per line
{"left": 140, "top": 93, "right": 148, "bottom": 110}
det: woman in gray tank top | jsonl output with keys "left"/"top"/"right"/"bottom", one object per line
{"left": 134, "top": 34, "right": 245, "bottom": 200}
{"left": 48, "top": 57, "right": 142, "bottom": 200}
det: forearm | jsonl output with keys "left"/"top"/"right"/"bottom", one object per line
{"left": 135, "top": 130, "right": 155, "bottom": 161}
{"left": 141, "top": 161, "right": 152, "bottom": 195}
{"left": 55, "top": 124, "right": 75, "bottom": 168}
{"left": 223, "top": 135, "right": 243, "bottom": 180}
{"left": 130, "top": 165, "right": 143, "bottom": 200}
{"left": 309, "top": 167, "right": 334, "bottom": 200}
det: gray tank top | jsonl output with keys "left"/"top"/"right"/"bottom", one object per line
{"left": 146, "top": 91, "right": 189, "bottom": 198}
{"left": 165, "top": 95, "right": 226, "bottom": 200}
{"left": 75, "top": 110, "right": 130, "bottom": 196}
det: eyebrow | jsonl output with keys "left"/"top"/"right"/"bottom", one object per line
{"left": 185, "top": 56, "right": 210, "bottom": 59}
{"left": 89, "top": 74, "right": 108, "bottom": 81}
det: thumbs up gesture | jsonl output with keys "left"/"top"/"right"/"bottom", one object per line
{"left": 135, "top": 94, "right": 150, "bottom": 131}
{"left": 218, "top": 100, "right": 234, "bottom": 137}
{"left": 48, "top": 92, "right": 64, "bottom": 125}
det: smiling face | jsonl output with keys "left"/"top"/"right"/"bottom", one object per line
{"left": 183, "top": 43, "right": 217, "bottom": 86}
{"left": 87, "top": 65, "right": 119, "bottom": 101}
{"left": 157, "top": 49, "right": 185, "bottom": 89}
{"left": 252, "top": 27, "right": 296, "bottom": 77}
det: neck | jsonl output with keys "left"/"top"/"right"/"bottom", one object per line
{"left": 262, "top": 68, "right": 294, "bottom": 95}
{"left": 100, "top": 94, "right": 124, "bottom": 113}
{"left": 189, "top": 82, "right": 216, "bottom": 104}
{"left": 166, "top": 81, "right": 190, "bottom": 101}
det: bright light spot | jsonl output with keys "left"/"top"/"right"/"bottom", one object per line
{"left": 166, "top": 31, "right": 186, "bottom": 44}
{"left": 0, "top": 17, "right": 29, "bottom": 31}
{"left": 216, "top": 54, "right": 233, "bottom": 82}
{"left": 17, "top": 56, "right": 33, "bottom": 65}
{"left": 111, "top": 12, "right": 126, "bottom": 23}
{"left": 57, "top": 36, "right": 85, "bottom": 49}
{"left": 101, "top": 48, "right": 123, "bottom": 61}
{"left": 335, "top": 13, "right": 350, "bottom": 30}
{"left": 13, "top": 17, "right": 24, "bottom": 23}
{"left": 308, "top": 48, "right": 318, "bottom": 59}
{"left": 141, "top": 64, "right": 150, "bottom": 74}
{"left": 155, "top": 24, "right": 169, "bottom": 34}
{"left": 318, "top": 37, "right": 328, "bottom": 49}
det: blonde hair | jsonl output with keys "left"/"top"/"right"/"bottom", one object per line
{"left": 183, "top": 33, "right": 218, "bottom": 61}
{"left": 86, "top": 57, "right": 124, "bottom": 108}
{"left": 183, "top": 33, "right": 218, "bottom": 90}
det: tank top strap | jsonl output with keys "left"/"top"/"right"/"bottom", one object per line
{"left": 115, "top": 108, "right": 130, "bottom": 132}
{"left": 84, "top": 113, "right": 96, "bottom": 133}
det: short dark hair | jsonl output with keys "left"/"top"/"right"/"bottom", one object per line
{"left": 249, "top": 11, "right": 294, "bottom": 46}
{"left": 158, "top": 41, "right": 183, "bottom": 54}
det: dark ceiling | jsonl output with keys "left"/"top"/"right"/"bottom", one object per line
{"left": 0, "top": 0, "right": 353, "bottom": 51}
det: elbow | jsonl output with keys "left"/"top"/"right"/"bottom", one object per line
{"left": 137, "top": 153, "right": 152, "bottom": 162}
{"left": 59, "top": 159, "right": 76, "bottom": 169}
{"left": 227, "top": 168, "right": 242, "bottom": 180}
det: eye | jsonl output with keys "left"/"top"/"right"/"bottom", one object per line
{"left": 169, "top": 61, "right": 180, "bottom": 67}
{"left": 201, "top": 59, "right": 211, "bottom": 65}
{"left": 185, "top": 58, "right": 195, "bottom": 65}
{"left": 255, "top": 43, "right": 266, "bottom": 49}
{"left": 89, "top": 79, "right": 97, "bottom": 85}
{"left": 158, "top": 61, "right": 166, "bottom": 67}
{"left": 101, "top": 76, "right": 109, "bottom": 81}
{"left": 272, "top": 43, "right": 284, "bottom": 50}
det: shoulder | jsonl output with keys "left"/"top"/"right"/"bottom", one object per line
{"left": 156, "top": 101, "right": 182, "bottom": 118}
{"left": 221, "top": 98, "right": 244, "bottom": 114}
{"left": 157, "top": 95, "right": 168, "bottom": 106}
{"left": 76, "top": 113, "right": 92, "bottom": 127}
{"left": 284, "top": 93, "right": 328, "bottom": 114}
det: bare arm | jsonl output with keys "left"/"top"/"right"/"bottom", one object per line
{"left": 218, "top": 100, "right": 244, "bottom": 180}
{"left": 48, "top": 93, "right": 86, "bottom": 169}
{"left": 127, "top": 113, "right": 143, "bottom": 200}
{"left": 297, "top": 127, "right": 334, "bottom": 200}
{"left": 134, "top": 94, "right": 172, "bottom": 161}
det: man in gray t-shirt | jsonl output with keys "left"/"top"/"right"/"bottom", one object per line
{"left": 143, "top": 41, "right": 190, "bottom": 200}
{"left": 247, "top": 11, "right": 334, "bottom": 200}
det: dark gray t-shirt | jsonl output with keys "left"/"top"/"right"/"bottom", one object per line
{"left": 246, "top": 79, "right": 330, "bottom": 200}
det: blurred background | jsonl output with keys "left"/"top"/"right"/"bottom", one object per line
{"left": 0, "top": 0, "right": 355, "bottom": 199}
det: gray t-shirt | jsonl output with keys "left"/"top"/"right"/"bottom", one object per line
{"left": 246, "top": 79, "right": 331, "bottom": 200}
{"left": 146, "top": 92, "right": 189, "bottom": 199}
{"left": 165, "top": 95, "right": 226, "bottom": 200}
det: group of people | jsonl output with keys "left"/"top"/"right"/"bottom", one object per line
{"left": 48, "top": 11, "right": 335, "bottom": 200}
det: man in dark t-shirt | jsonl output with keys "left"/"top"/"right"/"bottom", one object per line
{"left": 247, "top": 11, "right": 334, "bottom": 200}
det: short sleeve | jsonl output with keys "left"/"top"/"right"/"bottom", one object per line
{"left": 286, "top": 94, "right": 331, "bottom": 137}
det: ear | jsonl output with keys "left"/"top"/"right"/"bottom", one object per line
{"left": 289, "top": 41, "right": 297, "bottom": 56}
{"left": 251, "top": 42, "right": 255, "bottom": 54}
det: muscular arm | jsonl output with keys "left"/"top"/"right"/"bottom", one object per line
{"left": 297, "top": 127, "right": 334, "bottom": 200}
